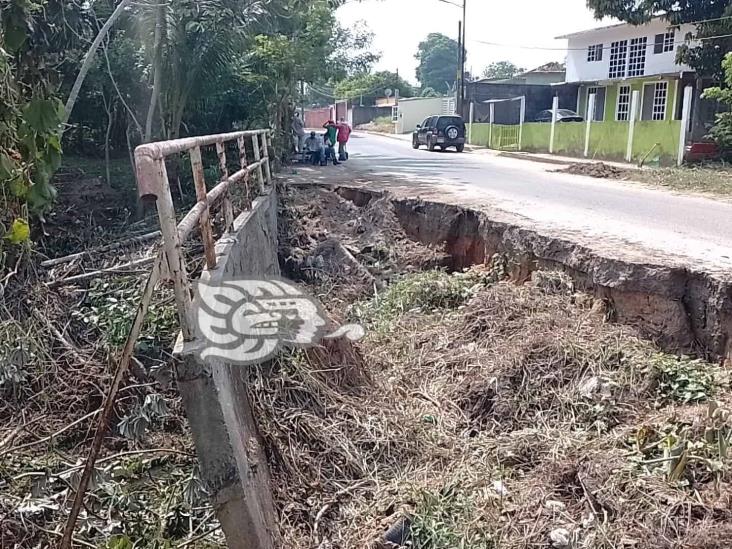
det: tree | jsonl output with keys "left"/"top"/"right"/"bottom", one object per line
{"left": 334, "top": 71, "right": 415, "bottom": 103}
{"left": 702, "top": 52, "right": 732, "bottom": 151}
{"left": 330, "top": 21, "right": 381, "bottom": 78}
{"left": 481, "top": 61, "right": 525, "bottom": 80}
{"left": 415, "top": 33, "right": 462, "bottom": 93}
{"left": 587, "top": 0, "right": 732, "bottom": 80}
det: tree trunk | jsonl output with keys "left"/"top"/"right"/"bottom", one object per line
{"left": 103, "top": 94, "right": 114, "bottom": 188}
{"left": 63, "top": 0, "right": 132, "bottom": 126}
{"left": 144, "top": 5, "right": 165, "bottom": 142}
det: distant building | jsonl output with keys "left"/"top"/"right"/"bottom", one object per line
{"left": 477, "top": 63, "right": 567, "bottom": 86}
{"left": 556, "top": 17, "right": 723, "bottom": 139}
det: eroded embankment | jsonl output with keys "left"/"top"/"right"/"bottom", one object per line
{"left": 336, "top": 186, "right": 732, "bottom": 363}
{"left": 262, "top": 184, "right": 732, "bottom": 549}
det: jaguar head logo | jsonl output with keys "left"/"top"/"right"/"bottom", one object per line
{"left": 194, "top": 278, "right": 363, "bottom": 365}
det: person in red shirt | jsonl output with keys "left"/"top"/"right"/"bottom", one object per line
{"left": 336, "top": 117, "right": 352, "bottom": 161}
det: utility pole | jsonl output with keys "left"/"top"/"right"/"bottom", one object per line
{"left": 460, "top": 0, "right": 467, "bottom": 116}
{"left": 457, "top": 20, "right": 462, "bottom": 114}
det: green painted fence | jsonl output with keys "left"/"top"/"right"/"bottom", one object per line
{"left": 469, "top": 120, "right": 682, "bottom": 165}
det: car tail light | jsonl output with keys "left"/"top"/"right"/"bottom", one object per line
{"left": 437, "top": 129, "right": 444, "bottom": 136}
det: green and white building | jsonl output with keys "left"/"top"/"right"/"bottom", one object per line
{"left": 468, "top": 18, "right": 722, "bottom": 165}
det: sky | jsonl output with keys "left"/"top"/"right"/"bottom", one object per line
{"left": 337, "top": 0, "right": 616, "bottom": 83}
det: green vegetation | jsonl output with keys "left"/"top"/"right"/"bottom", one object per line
{"left": 410, "top": 486, "right": 493, "bottom": 549}
{"left": 334, "top": 70, "right": 415, "bottom": 103}
{"left": 77, "top": 277, "right": 178, "bottom": 348}
{"left": 415, "top": 33, "right": 461, "bottom": 94}
{"left": 653, "top": 354, "right": 718, "bottom": 403}
{"left": 481, "top": 60, "right": 524, "bottom": 80}
{"left": 702, "top": 52, "right": 732, "bottom": 152}
{"left": 353, "top": 269, "right": 492, "bottom": 329}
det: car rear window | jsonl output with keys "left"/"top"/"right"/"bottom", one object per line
{"left": 436, "top": 116, "right": 464, "bottom": 129}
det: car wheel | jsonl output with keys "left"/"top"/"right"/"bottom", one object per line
{"left": 427, "top": 136, "right": 436, "bottom": 152}
{"left": 412, "top": 136, "right": 420, "bottom": 149}
{"left": 445, "top": 125, "right": 460, "bottom": 141}
{"left": 456, "top": 144, "right": 465, "bottom": 153}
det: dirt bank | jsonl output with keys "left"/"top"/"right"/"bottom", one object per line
{"left": 253, "top": 184, "right": 732, "bottom": 549}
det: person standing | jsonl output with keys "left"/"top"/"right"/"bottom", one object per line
{"left": 323, "top": 120, "right": 338, "bottom": 151}
{"left": 336, "top": 117, "right": 352, "bottom": 161}
{"left": 292, "top": 112, "right": 306, "bottom": 154}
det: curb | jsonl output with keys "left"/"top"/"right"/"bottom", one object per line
{"left": 356, "top": 130, "right": 410, "bottom": 142}
{"left": 497, "top": 152, "right": 573, "bottom": 166}
{"left": 358, "top": 130, "right": 482, "bottom": 153}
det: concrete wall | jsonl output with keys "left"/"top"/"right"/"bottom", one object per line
{"left": 464, "top": 82, "right": 580, "bottom": 124}
{"left": 470, "top": 119, "right": 681, "bottom": 165}
{"left": 305, "top": 108, "right": 333, "bottom": 129}
{"left": 352, "top": 105, "right": 393, "bottom": 127}
{"left": 396, "top": 97, "right": 448, "bottom": 134}
{"left": 563, "top": 20, "right": 695, "bottom": 83}
{"left": 176, "top": 191, "right": 280, "bottom": 549}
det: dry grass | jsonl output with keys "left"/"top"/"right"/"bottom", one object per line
{"left": 255, "top": 186, "right": 732, "bottom": 549}
{"left": 631, "top": 164, "right": 732, "bottom": 198}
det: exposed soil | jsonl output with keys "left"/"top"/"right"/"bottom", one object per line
{"left": 254, "top": 184, "right": 732, "bottom": 549}
{"left": 555, "top": 162, "right": 627, "bottom": 179}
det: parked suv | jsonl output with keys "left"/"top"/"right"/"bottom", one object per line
{"left": 412, "top": 115, "right": 466, "bottom": 152}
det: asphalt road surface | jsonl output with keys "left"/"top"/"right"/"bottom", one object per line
{"left": 343, "top": 132, "right": 732, "bottom": 273}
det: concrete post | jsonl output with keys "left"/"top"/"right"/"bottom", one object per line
{"left": 549, "top": 96, "right": 559, "bottom": 154}
{"left": 518, "top": 96, "right": 526, "bottom": 151}
{"left": 468, "top": 101, "right": 474, "bottom": 145}
{"left": 489, "top": 103, "right": 494, "bottom": 149}
{"left": 584, "top": 93, "right": 595, "bottom": 158}
{"left": 176, "top": 351, "right": 278, "bottom": 549}
{"left": 678, "top": 85, "right": 693, "bottom": 167}
{"left": 175, "top": 192, "right": 281, "bottom": 549}
{"left": 626, "top": 90, "right": 640, "bottom": 162}
{"left": 251, "top": 133, "right": 265, "bottom": 193}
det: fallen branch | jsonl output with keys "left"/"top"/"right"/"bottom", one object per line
{"left": 32, "top": 309, "right": 87, "bottom": 363}
{"left": 41, "top": 230, "right": 161, "bottom": 268}
{"left": 59, "top": 253, "right": 164, "bottom": 548}
{"left": 46, "top": 256, "right": 155, "bottom": 287}
{"left": 0, "top": 416, "right": 43, "bottom": 451}
{"left": 0, "top": 409, "right": 102, "bottom": 457}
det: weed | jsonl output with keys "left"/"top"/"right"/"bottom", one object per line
{"left": 118, "top": 393, "right": 170, "bottom": 442}
{"left": 410, "top": 486, "right": 493, "bottom": 549}
{"left": 352, "top": 269, "right": 492, "bottom": 329}
{"left": 75, "top": 277, "right": 177, "bottom": 348}
{"left": 653, "top": 354, "right": 717, "bottom": 403}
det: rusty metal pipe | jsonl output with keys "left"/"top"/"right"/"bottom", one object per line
{"left": 134, "top": 130, "right": 269, "bottom": 200}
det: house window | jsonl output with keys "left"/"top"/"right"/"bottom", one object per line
{"left": 654, "top": 31, "right": 676, "bottom": 53}
{"left": 627, "top": 37, "right": 647, "bottom": 76}
{"left": 642, "top": 82, "right": 668, "bottom": 120}
{"left": 652, "top": 82, "right": 668, "bottom": 120}
{"left": 616, "top": 85, "right": 631, "bottom": 121}
{"left": 587, "top": 44, "right": 603, "bottom": 62}
{"left": 391, "top": 107, "right": 399, "bottom": 122}
{"left": 608, "top": 40, "right": 628, "bottom": 79}
{"left": 587, "top": 86, "right": 606, "bottom": 121}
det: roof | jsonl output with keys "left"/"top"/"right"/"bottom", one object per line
{"left": 528, "top": 62, "right": 565, "bottom": 73}
{"left": 555, "top": 16, "right": 663, "bottom": 40}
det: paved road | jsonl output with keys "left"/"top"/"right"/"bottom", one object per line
{"left": 344, "top": 132, "right": 732, "bottom": 272}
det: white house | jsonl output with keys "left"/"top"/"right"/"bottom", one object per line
{"left": 556, "top": 18, "right": 698, "bottom": 125}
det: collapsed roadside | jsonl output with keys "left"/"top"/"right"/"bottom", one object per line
{"left": 260, "top": 183, "right": 732, "bottom": 549}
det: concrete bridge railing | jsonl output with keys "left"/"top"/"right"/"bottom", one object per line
{"left": 133, "top": 129, "right": 280, "bottom": 548}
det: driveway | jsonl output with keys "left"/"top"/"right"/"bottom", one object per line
{"left": 333, "top": 132, "right": 732, "bottom": 274}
